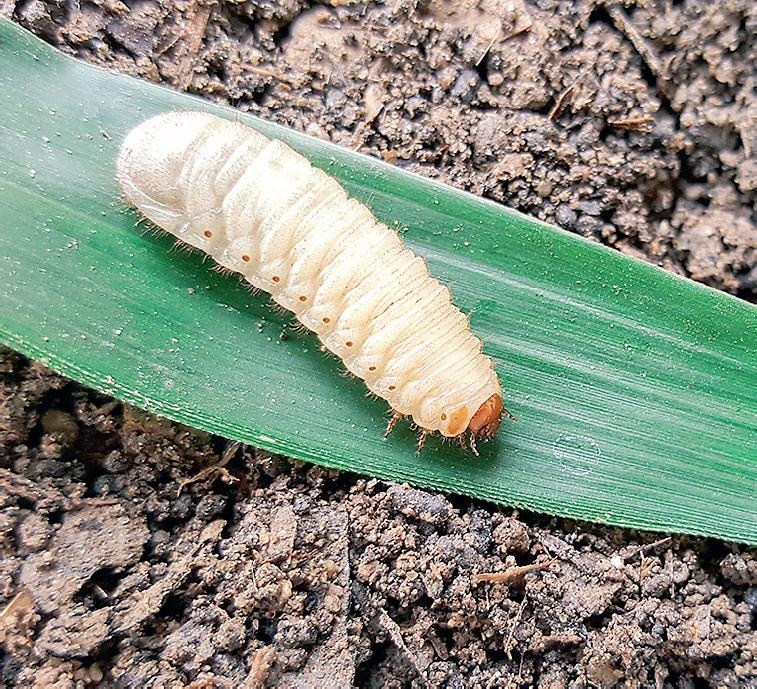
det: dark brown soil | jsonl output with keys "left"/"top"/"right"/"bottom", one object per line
{"left": 1, "top": 1, "right": 755, "bottom": 687}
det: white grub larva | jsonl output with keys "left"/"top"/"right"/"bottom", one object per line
{"left": 116, "top": 111, "right": 506, "bottom": 453}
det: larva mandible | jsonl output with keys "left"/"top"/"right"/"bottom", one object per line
{"left": 116, "top": 111, "right": 506, "bottom": 453}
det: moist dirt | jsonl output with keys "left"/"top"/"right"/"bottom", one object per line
{"left": 1, "top": 0, "right": 756, "bottom": 687}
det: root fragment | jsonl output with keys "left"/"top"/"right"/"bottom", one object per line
{"left": 177, "top": 441, "right": 241, "bottom": 496}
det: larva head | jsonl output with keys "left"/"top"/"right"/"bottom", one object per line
{"left": 467, "top": 394, "right": 504, "bottom": 442}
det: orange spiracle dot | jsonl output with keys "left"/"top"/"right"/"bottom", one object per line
{"left": 272, "top": 276, "right": 280, "bottom": 283}
{"left": 203, "top": 230, "right": 213, "bottom": 238}
{"left": 368, "top": 365, "right": 376, "bottom": 371}
{"left": 299, "top": 295, "right": 307, "bottom": 302}
{"left": 241, "top": 255, "right": 250, "bottom": 262}
{"left": 441, "top": 413, "right": 447, "bottom": 420}
{"left": 322, "top": 317, "right": 331, "bottom": 324}
{"left": 388, "top": 385, "right": 396, "bottom": 391}
{"left": 345, "top": 341, "right": 353, "bottom": 347}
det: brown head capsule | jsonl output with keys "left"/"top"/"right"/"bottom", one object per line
{"left": 468, "top": 394, "right": 504, "bottom": 443}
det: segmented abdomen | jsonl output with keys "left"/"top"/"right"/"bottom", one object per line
{"left": 116, "top": 111, "right": 501, "bottom": 438}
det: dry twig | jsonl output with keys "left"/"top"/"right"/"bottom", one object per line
{"left": 475, "top": 558, "right": 557, "bottom": 584}
{"left": 608, "top": 115, "right": 654, "bottom": 131}
{"left": 0, "top": 588, "right": 34, "bottom": 624}
{"left": 476, "top": 30, "right": 500, "bottom": 66}
{"left": 606, "top": 3, "right": 666, "bottom": 85}
{"left": 625, "top": 536, "right": 672, "bottom": 558}
{"left": 548, "top": 82, "right": 577, "bottom": 120}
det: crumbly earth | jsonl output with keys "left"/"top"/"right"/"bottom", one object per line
{"left": 1, "top": 0, "right": 756, "bottom": 687}
{"left": 1, "top": 348, "right": 756, "bottom": 688}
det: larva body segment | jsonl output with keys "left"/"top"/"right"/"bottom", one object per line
{"left": 116, "top": 111, "right": 504, "bottom": 448}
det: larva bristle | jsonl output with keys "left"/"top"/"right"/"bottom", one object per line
{"left": 116, "top": 110, "right": 505, "bottom": 451}
{"left": 278, "top": 322, "right": 307, "bottom": 341}
{"left": 289, "top": 322, "right": 310, "bottom": 335}
{"left": 170, "top": 239, "right": 194, "bottom": 254}
{"left": 237, "top": 277, "right": 261, "bottom": 294}
{"left": 137, "top": 227, "right": 160, "bottom": 239}
{"left": 212, "top": 263, "right": 236, "bottom": 277}
{"left": 268, "top": 301, "right": 289, "bottom": 315}
{"left": 134, "top": 219, "right": 156, "bottom": 233}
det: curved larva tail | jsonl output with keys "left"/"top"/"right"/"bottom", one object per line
{"left": 115, "top": 111, "right": 220, "bottom": 233}
{"left": 117, "top": 110, "right": 505, "bottom": 450}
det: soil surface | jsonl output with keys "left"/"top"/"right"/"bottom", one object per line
{"left": 1, "top": 0, "right": 756, "bottom": 687}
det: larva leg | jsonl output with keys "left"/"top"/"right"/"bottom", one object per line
{"left": 384, "top": 411, "right": 403, "bottom": 437}
{"left": 416, "top": 430, "right": 429, "bottom": 453}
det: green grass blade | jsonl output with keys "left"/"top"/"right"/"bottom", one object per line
{"left": 0, "top": 19, "right": 755, "bottom": 543}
